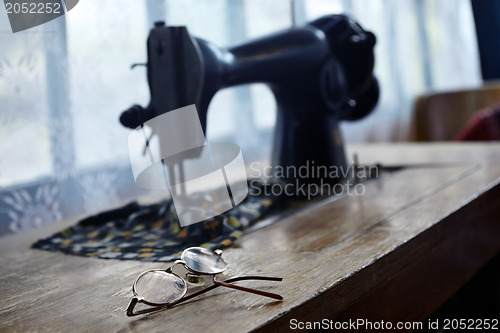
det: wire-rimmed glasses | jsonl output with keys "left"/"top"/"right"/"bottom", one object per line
{"left": 126, "top": 247, "right": 283, "bottom": 316}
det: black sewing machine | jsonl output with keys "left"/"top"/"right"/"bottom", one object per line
{"left": 120, "top": 14, "right": 379, "bottom": 186}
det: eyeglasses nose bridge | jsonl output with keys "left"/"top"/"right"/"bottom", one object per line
{"left": 166, "top": 259, "right": 187, "bottom": 273}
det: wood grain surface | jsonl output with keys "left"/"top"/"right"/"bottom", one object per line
{"left": 0, "top": 143, "right": 499, "bottom": 333}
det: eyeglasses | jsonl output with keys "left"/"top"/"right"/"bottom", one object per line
{"left": 126, "top": 247, "right": 283, "bottom": 316}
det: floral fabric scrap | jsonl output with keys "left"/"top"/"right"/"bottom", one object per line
{"left": 32, "top": 188, "right": 278, "bottom": 262}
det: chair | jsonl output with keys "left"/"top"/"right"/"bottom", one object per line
{"left": 409, "top": 82, "right": 500, "bottom": 141}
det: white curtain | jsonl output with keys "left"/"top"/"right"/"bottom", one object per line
{"left": 0, "top": 0, "right": 481, "bottom": 235}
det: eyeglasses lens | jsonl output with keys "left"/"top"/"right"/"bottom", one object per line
{"left": 182, "top": 247, "right": 227, "bottom": 274}
{"left": 134, "top": 270, "right": 187, "bottom": 305}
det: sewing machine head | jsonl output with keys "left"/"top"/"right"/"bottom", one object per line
{"left": 120, "top": 14, "right": 379, "bottom": 187}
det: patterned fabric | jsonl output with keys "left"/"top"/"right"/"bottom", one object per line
{"left": 32, "top": 184, "right": 279, "bottom": 262}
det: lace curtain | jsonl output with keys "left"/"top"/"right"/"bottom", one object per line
{"left": 0, "top": 0, "right": 481, "bottom": 235}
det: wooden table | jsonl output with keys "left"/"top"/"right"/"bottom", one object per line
{"left": 1, "top": 143, "right": 499, "bottom": 332}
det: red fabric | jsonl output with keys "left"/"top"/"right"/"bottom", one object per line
{"left": 455, "top": 103, "right": 500, "bottom": 141}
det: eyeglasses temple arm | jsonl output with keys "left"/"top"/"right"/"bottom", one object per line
{"left": 213, "top": 276, "right": 283, "bottom": 300}
{"left": 126, "top": 297, "right": 140, "bottom": 316}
